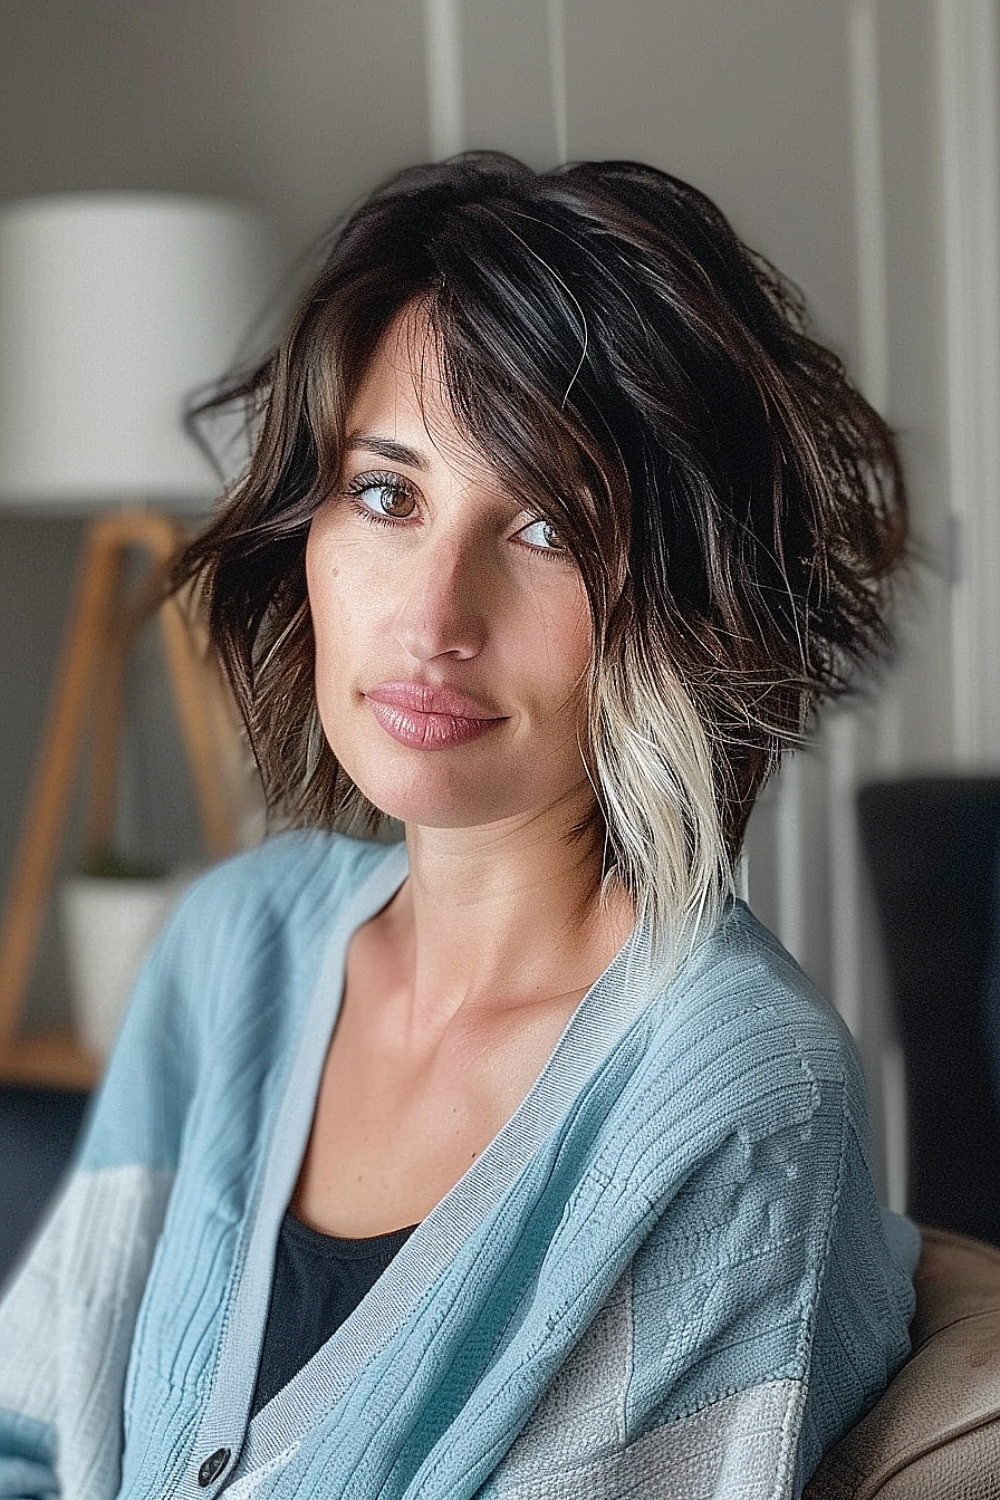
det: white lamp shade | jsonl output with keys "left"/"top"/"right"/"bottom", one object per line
{"left": 0, "top": 193, "right": 278, "bottom": 514}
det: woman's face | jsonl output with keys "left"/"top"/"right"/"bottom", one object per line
{"left": 305, "top": 307, "right": 596, "bottom": 834}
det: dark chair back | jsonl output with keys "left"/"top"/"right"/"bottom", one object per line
{"left": 857, "top": 777, "right": 1000, "bottom": 1246}
{"left": 0, "top": 1084, "right": 90, "bottom": 1289}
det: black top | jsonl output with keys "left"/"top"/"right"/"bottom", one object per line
{"left": 249, "top": 1209, "right": 421, "bottom": 1419}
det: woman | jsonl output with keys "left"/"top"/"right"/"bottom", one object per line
{"left": 0, "top": 153, "right": 919, "bottom": 1499}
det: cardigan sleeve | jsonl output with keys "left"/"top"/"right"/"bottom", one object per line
{"left": 0, "top": 879, "right": 204, "bottom": 1500}
{"left": 0, "top": 832, "right": 380, "bottom": 1500}
{"left": 475, "top": 1007, "right": 920, "bottom": 1500}
{"left": 618, "top": 1085, "right": 919, "bottom": 1499}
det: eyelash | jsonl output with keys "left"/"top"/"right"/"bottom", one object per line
{"left": 342, "top": 471, "right": 570, "bottom": 564}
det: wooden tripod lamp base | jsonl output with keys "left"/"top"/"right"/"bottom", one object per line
{"left": 0, "top": 508, "right": 240, "bottom": 1089}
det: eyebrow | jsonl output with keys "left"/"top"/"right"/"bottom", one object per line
{"left": 344, "top": 434, "right": 429, "bottom": 471}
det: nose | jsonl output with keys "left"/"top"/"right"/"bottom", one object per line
{"left": 393, "top": 525, "right": 496, "bottom": 663}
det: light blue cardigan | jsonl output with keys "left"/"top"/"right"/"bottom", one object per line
{"left": 0, "top": 830, "right": 919, "bottom": 1499}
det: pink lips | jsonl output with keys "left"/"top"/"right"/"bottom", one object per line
{"left": 365, "top": 681, "right": 506, "bottom": 751}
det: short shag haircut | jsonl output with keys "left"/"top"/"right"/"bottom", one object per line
{"left": 174, "top": 151, "right": 908, "bottom": 981}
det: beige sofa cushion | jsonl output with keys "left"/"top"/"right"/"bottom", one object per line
{"left": 804, "top": 1225, "right": 1000, "bottom": 1499}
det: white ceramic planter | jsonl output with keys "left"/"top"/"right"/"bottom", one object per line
{"left": 59, "top": 870, "right": 196, "bottom": 1060}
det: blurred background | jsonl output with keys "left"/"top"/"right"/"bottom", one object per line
{"left": 1, "top": 0, "right": 998, "bottom": 1268}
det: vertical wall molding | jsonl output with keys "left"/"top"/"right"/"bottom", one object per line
{"left": 545, "top": 0, "right": 569, "bottom": 163}
{"left": 836, "top": 1, "right": 904, "bottom": 1208}
{"left": 823, "top": 1, "right": 890, "bottom": 1043}
{"left": 826, "top": 710, "right": 863, "bottom": 1038}
{"left": 849, "top": 1, "right": 890, "bottom": 414}
{"left": 774, "top": 754, "right": 806, "bottom": 962}
{"left": 423, "top": 0, "right": 466, "bottom": 159}
{"left": 848, "top": 0, "right": 903, "bottom": 773}
{"left": 937, "top": 0, "right": 1000, "bottom": 765}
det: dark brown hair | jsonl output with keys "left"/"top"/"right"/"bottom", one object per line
{"left": 174, "top": 151, "right": 907, "bottom": 965}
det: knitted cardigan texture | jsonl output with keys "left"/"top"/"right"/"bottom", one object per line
{"left": 0, "top": 830, "right": 920, "bottom": 1500}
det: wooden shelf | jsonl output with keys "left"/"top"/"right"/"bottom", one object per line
{"left": 0, "top": 1028, "right": 99, "bottom": 1091}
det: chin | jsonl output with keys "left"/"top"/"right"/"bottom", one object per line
{"left": 355, "top": 792, "right": 516, "bottom": 831}
{"left": 327, "top": 720, "right": 560, "bottom": 830}
{"left": 346, "top": 764, "right": 528, "bottom": 830}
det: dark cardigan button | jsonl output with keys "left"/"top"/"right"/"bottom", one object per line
{"left": 198, "top": 1448, "right": 231, "bottom": 1487}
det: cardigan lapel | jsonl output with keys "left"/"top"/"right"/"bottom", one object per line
{"left": 196, "top": 838, "right": 657, "bottom": 1493}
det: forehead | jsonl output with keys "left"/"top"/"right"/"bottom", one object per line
{"left": 346, "top": 306, "right": 473, "bottom": 467}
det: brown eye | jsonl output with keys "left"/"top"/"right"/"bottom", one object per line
{"left": 344, "top": 471, "right": 417, "bottom": 522}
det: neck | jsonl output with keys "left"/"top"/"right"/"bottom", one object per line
{"left": 374, "top": 815, "right": 634, "bottom": 1046}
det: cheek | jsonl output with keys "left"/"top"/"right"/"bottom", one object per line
{"left": 556, "top": 594, "right": 593, "bottom": 676}
{"left": 307, "top": 503, "right": 388, "bottom": 606}
{"left": 535, "top": 601, "right": 592, "bottom": 722}
{"left": 305, "top": 521, "right": 344, "bottom": 637}
{"left": 305, "top": 520, "right": 384, "bottom": 710}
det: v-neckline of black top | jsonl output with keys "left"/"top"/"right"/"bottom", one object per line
{"left": 249, "top": 1209, "right": 423, "bottom": 1420}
